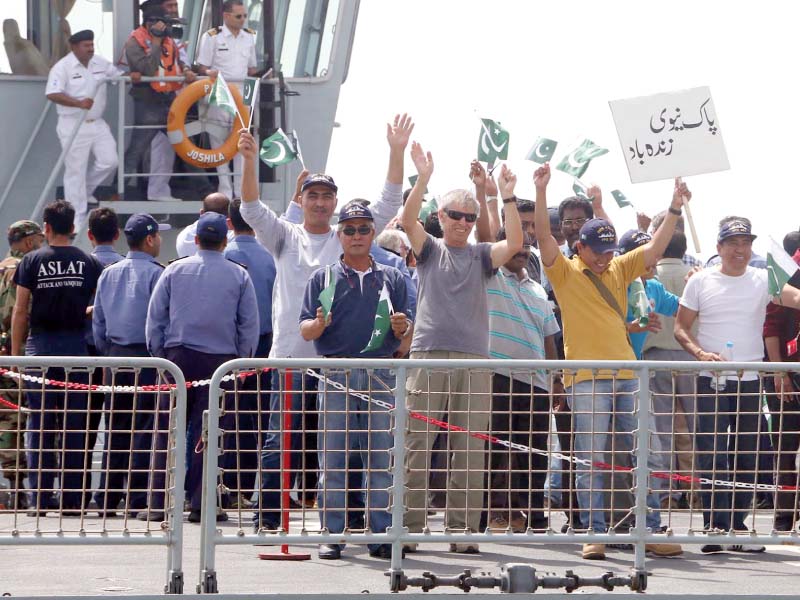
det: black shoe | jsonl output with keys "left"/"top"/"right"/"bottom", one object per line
{"left": 188, "top": 510, "right": 201, "bottom": 523}
{"left": 757, "top": 494, "right": 774, "bottom": 510}
{"left": 318, "top": 544, "right": 342, "bottom": 560}
{"left": 347, "top": 514, "right": 366, "bottom": 530}
{"left": 138, "top": 511, "right": 166, "bottom": 522}
{"left": 775, "top": 520, "right": 795, "bottom": 532}
{"left": 368, "top": 544, "right": 393, "bottom": 559}
{"left": 701, "top": 544, "right": 724, "bottom": 554}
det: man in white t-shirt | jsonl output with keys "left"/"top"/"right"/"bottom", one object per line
{"left": 675, "top": 218, "right": 800, "bottom": 553}
{"left": 236, "top": 115, "right": 414, "bottom": 531}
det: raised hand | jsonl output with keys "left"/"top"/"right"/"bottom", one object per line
{"left": 410, "top": 141, "right": 434, "bottom": 180}
{"left": 486, "top": 173, "right": 499, "bottom": 198}
{"left": 673, "top": 178, "right": 691, "bottom": 207}
{"left": 533, "top": 163, "right": 551, "bottom": 190}
{"left": 386, "top": 113, "right": 415, "bottom": 151}
{"left": 586, "top": 184, "right": 603, "bottom": 212}
{"left": 498, "top": 164, "right": 517, "bottom": 199}
{"left": 469, "top": 160, "right": 486, "bottom": 190}
{"left": 293, "top": 168, "right": 311, "bottom": 205}
{"left": 637, "top": 211, "right": 652, "bottom": 233}
{"left": 237, "top": 129, "right": 258, "bottom": 161}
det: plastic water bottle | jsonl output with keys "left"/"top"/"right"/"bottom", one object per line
{"left": 711, "top": 341, "right": 734, "bottom": 390}
{"left": 629, "top": 279, "right": 650, "bottom": 327}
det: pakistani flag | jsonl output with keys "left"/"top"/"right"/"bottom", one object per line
{"left": 241, "top": 77, "right": 258, "bottom": 110}
{"left": 555, "top": 138, "right": 609, "bottom": 178}
{"left": 361, "top": 282, "right": 394, "bottom": 353}
{"left": 409, "top": 174, "right": 429, "bottom": 194}
{"left": 260, "top": 128, "right": 298, "bottom": 167}
{"left": 767, "top": 236, "right": 799, "bottom": 298}
{"left": 318, "top": 265, "right": 336, "bottom": 321}
{"left": 477, "top": 118, "right": 510, "bottom": 163}
{"left": 572, "top": 179, "right": 592, "bottom": 201}
{"left": 526, "top": 137, "right": 558, "bottom": 164}
{"left": 418, "top": 196, "right": 438, "bottom": 222}
{"left": 611, "top": 190, "right": 632, "bottom": 208}
{"left": 208, "top": 73, "right": 239, "bottom": 118}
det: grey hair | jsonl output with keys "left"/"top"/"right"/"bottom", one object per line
{"left": 438, "top": 189, "right": 480, "bottom": 217}
{"left": 376, "top": 229, "right": 408, "bottom": 255}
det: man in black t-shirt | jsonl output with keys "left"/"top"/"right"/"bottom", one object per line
{"left": 11, "top": 200, "right": 103, "bottom": 514}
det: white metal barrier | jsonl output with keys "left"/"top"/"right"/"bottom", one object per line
{"left": 0, "top": 356, "right": 187, "bottom": 594}
{"left": 197, "top": 358, "right": 800, "bottom": 595}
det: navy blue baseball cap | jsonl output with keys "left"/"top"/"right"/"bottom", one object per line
{"left": 579, "top": 218, "right": 618, "bottom": 253}
{"left": 338, "top": 201, "right": 373, "bottom": 223}
{"left": 618, "top": 229, "right": 652, "bottom": 255}
{"left": 718, "top": 219, "right": 757, "bottom": 243}
{"left": 124, "top": 213, "right": 170, "bottom": 242}
{"left": 301, "top": 173, "right": 338, "bottom": 193}
{"left": 196, "top": 212, "right": 228, "bottom": 242}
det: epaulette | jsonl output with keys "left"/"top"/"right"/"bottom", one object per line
{"left": 226, "top": 258, "right": 248, "bottom": 270}
{"left": 207, "top": 26, "right": 222, "bottom": 36}
{"left": 243, "top": 27, "right": 256, "bottom": 35}
{"left": 168, "top": 256, "right": 189, "bottom": 265}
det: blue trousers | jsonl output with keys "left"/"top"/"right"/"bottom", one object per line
{"left": 25, "top": 331, "right": 89, "bottom": 509}
{"left": 94, "top": 343, "right": 158, "bottom": 512}
{"left": 316, "top": 368, "right": 393, "bottom": 551}
{"left": 569, "top": 378, "right": 662, "bottom": 532}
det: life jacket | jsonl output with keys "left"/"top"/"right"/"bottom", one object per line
{"left": 129, "top": 26, "right": 182, "bottom": 93}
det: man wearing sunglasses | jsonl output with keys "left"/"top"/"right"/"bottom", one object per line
{"left": 400, "top": 142, "right": 523, "bottom": 553}
{"left": 299, "top": 201, "right": 409, "bottom": 561}
{"left": 237, "top": 115, "right": 413, "bottom": 532}
{"left": 197, "top": 0, "right": 258, "bottom": 198}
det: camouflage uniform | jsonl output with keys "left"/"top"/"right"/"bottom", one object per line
{"left": 0, "top": 221, "right": 42, "bottom": 498}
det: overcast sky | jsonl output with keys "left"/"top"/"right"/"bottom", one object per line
{"left": 327, "top": 0, "right": 800, "bottom": 260}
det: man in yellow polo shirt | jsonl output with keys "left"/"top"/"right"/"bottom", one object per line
{"left": 532, "top": 162, "right": 689, "bottom": 561}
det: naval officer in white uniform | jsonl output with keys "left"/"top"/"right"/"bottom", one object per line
{"left": 46, "top": 30, "right": 120, "bottom": 233}
{"left": 196, "top": 0, "right": 259, "bottom": 199}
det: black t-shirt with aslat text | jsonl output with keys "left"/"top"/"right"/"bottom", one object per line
{"left": 14, "top": 245, "right": 103, "bottom": 333}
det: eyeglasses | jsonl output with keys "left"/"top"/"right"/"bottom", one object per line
{"left": 341, "top": 224, "right": 374, "bottom": 236}
{"left": 225, "top": 12, "right": 247, "bottom": 19}
{"left": 562, "top": 217, "right": 588, "bottom": 228}
{"left": 445, "top": 209, "right": 478, "bottom": 223}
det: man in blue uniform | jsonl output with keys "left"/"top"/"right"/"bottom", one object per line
{"left": 146, "top": 211, "right": 259, "bottom": 521}
{"left": 92, "top": 213, "right": 170, "bottom": 516}
{"left": 11, "top": 200, "right": 103, "bottom": 514}
{"left": 300, "top": 202, "right": 410, "bottom": 560}
{"left": 222, "top": 198, "right": 276, "bottom": 502}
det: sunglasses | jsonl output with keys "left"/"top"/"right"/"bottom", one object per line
{"left": 341, "top": 224, "right": 373, "bottom": 236}
{"left": 445, "top": 209, "right": 478, "bottom": 223}
{"left": 225, "top": 12, "right": 247, "bottom": 19}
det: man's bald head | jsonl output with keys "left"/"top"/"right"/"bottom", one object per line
{"left": 202, "top": 193, "right": 230, "bottom": 217}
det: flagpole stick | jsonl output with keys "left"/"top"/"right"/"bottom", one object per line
{"left": 246, "top": 84, "right": 259, "bottom": 131}
{"left": 676, "top": 176, "right": 701, "bottom": 253}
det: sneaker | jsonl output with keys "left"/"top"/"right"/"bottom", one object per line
{"left": 138, "top": 511, "right": 166, "bottom": 522}
{"left": 488, "top": 515, "right": 510, "bottom": 531}
{"left": 726, "top": 544, "right": 765, "bottom": 553}
{"left": 701, "top": 544, "right": 724, "bottom": 554}
{"left": 582, "top": 543, "right": 606, "bottom": 560}
{"left": 449, "top": 543, "right": 479, "bottom": 554}
{"left": 646, "top": 543, "right": 683, "bottom": 557}
{"left": 402, "top": 543, "right": 419, "bottom": 553}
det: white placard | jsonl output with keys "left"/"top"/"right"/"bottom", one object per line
{"left": 609, "top": 86, "right": 729, "bottom": 184}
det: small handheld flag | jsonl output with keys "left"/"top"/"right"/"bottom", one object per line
{"left": 477, "top": 118, "right": 510, "bottom": 163}
{"left": 260, "top": 128, "right": 298, "bottom": 167}
{"left": 526, "top": 137, "right": 558, "bottom": 164}
{"left": 361, "top": 281, "right": 394, "bottom": 353}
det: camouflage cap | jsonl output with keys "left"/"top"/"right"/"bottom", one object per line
{"left": 7, "top": 220, "right": 43, "bottom": 244}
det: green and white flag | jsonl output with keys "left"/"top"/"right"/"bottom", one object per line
{"left": 572, "top": 179, "right": 592, "bottom": 201}
{"left": 260, "top": 128, "right": 298, "bottom": 167}
{"left": 408, "top": 174, "right": 429, "bottom": 194}
{"left": 611, "top": 190, "right": 632, "bottom": 208}
{"left": 477, "top": 118, "right": 510, "bottom": 163}
{"left": 241, "top": 77, "right": 258, "bottom": 109}
{"left": 361, "top": 281, "right": 394, "bottom": 353}
{"left": 526, "top": 137, "right": 558, "bottom": 164}
{"left": 208, "top": 73, "right": 240, "bottom": 120}
{"left": 555, "top": 138, "right": 609, "bottom": 178}
{"left": 418, "top": 196, "right": 438, "bottom": 223}
{"left": 318, "top": 265, "right": 336, "bottom": 321}
{"left": 767, "top": 236, "right": 799, "bottom": 298}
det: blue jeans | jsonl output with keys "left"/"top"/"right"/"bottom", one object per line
{"left": 254, "top": 368, "right": 319, "bottom": 528}
{"left": 25, "top": 331, "right": 89, "bottom": 509}
{"left": 317, "top": 368, "right": 393, "bottom": 551}
{"left": 695, "top": 376, "right": 761, "bottom": 531}
{"left": 569, "top": 378, "right": 661, "bottom": 532}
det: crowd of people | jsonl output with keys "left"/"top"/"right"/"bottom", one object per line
{"left": 1, "top": 0, "right": 799, "bottom": 566}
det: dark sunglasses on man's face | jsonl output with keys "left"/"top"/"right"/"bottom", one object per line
{"left": 341, "top": 224, "right": 373, "bottom": 236}
{"left": 225, "top": 12, "right": 247, "bottom": 19}
{"left": 445, "top": 209, "right": 477, "bottom": 223}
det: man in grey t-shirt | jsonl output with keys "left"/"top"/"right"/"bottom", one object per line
{"left": 401, "top": 143, "right": 523, "bottom": 552}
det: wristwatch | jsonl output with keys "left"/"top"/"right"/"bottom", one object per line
{"left": 502, "top": 195, "right": 517, "bottom": 204}
{"left": 668, "top": 206, "right": 682, "bottom": 216}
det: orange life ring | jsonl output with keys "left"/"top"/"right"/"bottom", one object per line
{"left": 166, "top": 78, "right": 250, "bottom": 169}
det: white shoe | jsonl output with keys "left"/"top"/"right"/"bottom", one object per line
{"left": 726, "top": 544, "right": 765, "bottom": 553}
